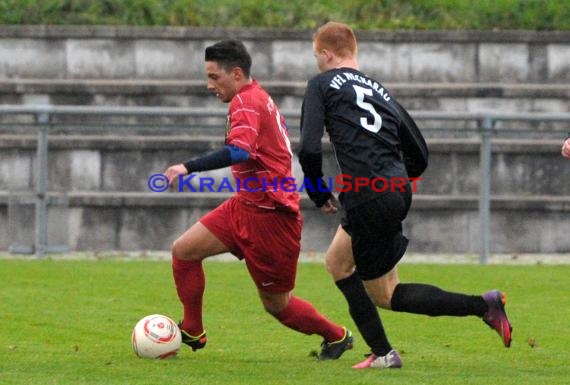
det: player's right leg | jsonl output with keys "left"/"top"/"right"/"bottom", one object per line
{"left": 172, "top": 221, "right": 230, "bottom": 261}
{"left": 326, "top": 226, "right": 396, "bottom": 363}
{"left": 172, "top": 216, "right": 231, "bottom": 351}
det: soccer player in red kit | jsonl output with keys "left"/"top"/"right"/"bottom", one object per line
{"left": 163, "top": 40, "right": 353, "bottom": 360}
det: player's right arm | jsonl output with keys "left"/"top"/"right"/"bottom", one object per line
{"left": 298, "top": 77, "right": 333, "bottom": 208}
{"left": 164, "top": 145, "right": 250, "bottom": 186}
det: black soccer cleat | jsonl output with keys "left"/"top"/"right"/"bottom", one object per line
{"left": 178, "top": 322, "right": 207, "bottom": 351}
{"left": 318, "top": 328, "right": 354, "bottom": 360}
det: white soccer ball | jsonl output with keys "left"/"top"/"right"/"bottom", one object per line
{"left": 131, "top": 314, "right": 182, "bottom": 359}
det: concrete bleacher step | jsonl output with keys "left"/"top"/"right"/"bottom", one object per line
{"left": 2, "top": 78, "right": 569, "bottom": 105}
{"left": 1, "top": 190, "right": 569, "bottom": 254}
{"left": 2, "top": 131, "right": 569, "bottom": 253}
{"left": 2, "top": 79, "right": 568, "bottom": 136}
{"left": 1, "top": 134, "right": 568, "bottom": 195}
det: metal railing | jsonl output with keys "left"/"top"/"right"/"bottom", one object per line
{"left": 1, "top": 104, "right": 570, "bottom": 262}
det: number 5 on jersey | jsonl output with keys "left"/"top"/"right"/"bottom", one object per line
{"left": 353, "top": 84, "right": 382, "bottom": 134}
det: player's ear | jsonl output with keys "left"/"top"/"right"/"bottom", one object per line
{"left": 322, "top": 49, "right": 334, "bottom": 63}
{"left": 231, "top": 67, "right": 244, "bottom": 81}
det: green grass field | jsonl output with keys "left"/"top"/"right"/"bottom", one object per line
{"left": 1, "top": 258, "right": 569, "bottom": 385}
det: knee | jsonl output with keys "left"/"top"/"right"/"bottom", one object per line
{"left": 171, "top": 238, "right": 198, "bottom": 261}
{"left": 370, "top": 291, "right": 393, "bottom": 309}
{"left": 262, "top": 301, "right": 283, "bottom": 316}
{"left": 364, "top": 279, "right": 398, "bottom": 310}
{"left": 324, "top": 254, "right": 355, "bottom": 281}
{"left": 260, "top": 293, "right": 289, "bottom": 316}
{"left": 171, "top": 238, "right": 185, "bottom": 259}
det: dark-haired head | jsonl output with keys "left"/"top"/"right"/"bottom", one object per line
{"left": 205, "top": 40, "right": 252, "bottom": 78}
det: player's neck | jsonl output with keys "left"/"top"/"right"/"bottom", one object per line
{"left": 333, "top": 57, "right": 359, "bottom": 70}
{"left": 236, "top": 77, "right": 253, "bottom": 92}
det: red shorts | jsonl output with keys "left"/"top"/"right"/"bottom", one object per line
{"left": 200, "top": 197, "right": 302, "bottom": 293}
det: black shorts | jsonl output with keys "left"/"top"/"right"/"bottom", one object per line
{"left": 341, "top": 184, "right": 412, "bottom": 280}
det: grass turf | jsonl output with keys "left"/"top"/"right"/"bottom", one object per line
{"left": 1, "top": 259, "right": 569, "bottom": 385}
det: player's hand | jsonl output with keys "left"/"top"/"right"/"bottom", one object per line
{"left": 562, "top": 138, "right": 570, "bottom": 158}
{"left": 164, "top": 164, "right": 188, "bottom": 189}
{"left": 320, "top": 195, "right": 339, "bottom": 214}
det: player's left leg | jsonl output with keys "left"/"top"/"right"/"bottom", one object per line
{"left": 243, "top": 207, "right": 352, "bottom": 360}
{"left": 257, "top": 289, "right": 353, "bottom": 360}
{"left": 361, "top": 262, "right": 512, "bottom": 347}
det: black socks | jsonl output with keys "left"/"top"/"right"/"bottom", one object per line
{"left": 334, "top": 276, "right": 490, "bottom": 356}
{"left": 391, "top": 283, "right": 488, "bottom": 317}
{"left": 335, "top": 272, "right": 392, "bottom": 356}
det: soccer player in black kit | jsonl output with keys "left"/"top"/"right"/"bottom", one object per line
{"left": 298, "top": 22, "right": 513, "bottom": 369}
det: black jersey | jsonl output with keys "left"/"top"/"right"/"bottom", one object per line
{"left": 299, "top": 67, "right": 408, "bottom": 210}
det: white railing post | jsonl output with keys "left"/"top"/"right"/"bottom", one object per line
{"left": 35, "top": 112, "right": 50, "bottom": 259}
{"left": 478, "top": 117, "right": 495, "bottom": 264}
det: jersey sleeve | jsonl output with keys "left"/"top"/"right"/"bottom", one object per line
{"left": 298, "top": 77, "right": 326, "bottom": 178}
{"left": 226, "top": 98, "right": 260, "bottom": 157}
{"left": 298, "top": 77, "right": 332, "bottom": 207}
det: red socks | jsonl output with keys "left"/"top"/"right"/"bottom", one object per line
{"left": 275, "top": 296, "right": 345, "bottom": 342}
{"left": 172, "top": 256, "right": 205, "bottom": 336}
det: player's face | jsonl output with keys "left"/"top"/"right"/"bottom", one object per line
{"left": 205, "top": 61, "right": 239, "bottom": 103}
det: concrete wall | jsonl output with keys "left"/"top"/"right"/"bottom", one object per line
{"left": 1, "top": 81, "right": 570, "bottom": 132}
{"left": 1, "top": 26, "right": 569, "bottom": 254}
{"left": 2, "top": 136, "right": 570, "bottom": 196}
{"left": 1, "top": 135, "right": 569, "bottom": 254}
{"left": 1, "top": 26, "right": 569, "bottom": 133}
{"left": 0, "top": 26, "right": 570, "bottom": 83}
{"left": 3, "top": 192, "right": 569, "bottom": 254}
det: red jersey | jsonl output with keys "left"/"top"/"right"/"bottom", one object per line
{"left": 225, "top": 80, "right": 300, "bottom": 213}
